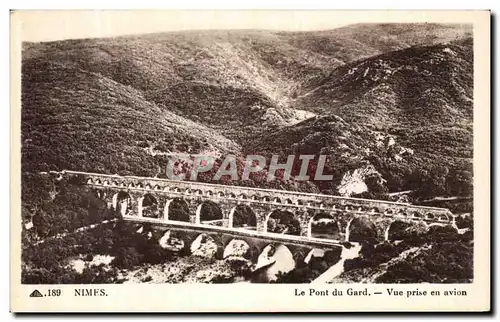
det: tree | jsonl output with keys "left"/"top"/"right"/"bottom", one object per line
{"left": 112, "top": 247, "right": 143, "bottom": 269}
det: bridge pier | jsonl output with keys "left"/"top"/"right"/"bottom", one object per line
{"left": 256, "top": 212, "right": 268, "bottom": 233}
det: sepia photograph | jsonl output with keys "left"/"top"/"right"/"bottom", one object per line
{"left": 10, "top": 9, "right": 491, "bottom": 312}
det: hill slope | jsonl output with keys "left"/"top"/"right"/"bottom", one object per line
{"left": 21, "top": 60, "right": 241, "bottom": 176}
{"left": 20, "top": 23, "right": 475, "bottom": 286}
{"left": 294, "top": 37, "right": 473, "bottom": 127}
{"left": 22, "top": 24, "right": 471, "bottom": 143}
{"left": 248, "top": 38, "right": 473, "bottom": 199}
{"left": 21, "top": 24, "right": 473, "bottom": 200}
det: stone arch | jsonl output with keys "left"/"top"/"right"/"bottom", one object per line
{"left": 158, "top": 230, "right": 185, "bottom": 251}
{"left": 404, "top": 220, "right": 429, "bottom": 238}
{"left": 138, "top": 193, "right": 159, "bottom": 218}
{"left": 223, "top": 239, "right": 251, "bottom": 259}
{"left": 345, "top": 216, "right": 378, "bottom": 242}
{"left": 428, "top": 224, "right": 461, "bottom": 241}
{"left": 194, "top": 189, "right": 203, "bottom": 196}
{"left": 438, "top": 214, "right": 450, "bottom": 222}
{"left": 426, "top": 222, "right": 458, "bottom": 238}
{"left": 145, "top": 184, "right": 152, "bottom": 190}
{"left": 296, "top": 199, "right": 304, "bottom": 206}
{"left": 304, "top": 248, "right": 326, "bottom": 264}
{"left": 272, "top": 197, "right": 281, "bottom": 203}
{"left": 384, "top": 220, "right": 413, "bottom": 241}
{"left": 95, "top": 179, "right": 102, "bottom": 185}
{"left": 154, "top": 185, "right": 162, "bottom": 191}
{"left": 385, "top": 209, "right": 395, "bottom": 216}
{"left": 238, "top": 193, "right": 248, "bottom": 200}
{"left": 190, "top": 234, "right": 220, "bottom": 258}
{"left": 167, "top": 198, "right": 191, "bottom": 222}
{"left": 112, "top": 191, "right": 131, "bottom": 216}
{"left": 205, "top": 190, "right": 214, "bottom": 197}
{"left": 308, "top": 212, "right": 340, "bottom": 240}
{"left": 136, "top": 183, "right": 144, "bottom": 189}
{"left": 255, "top": 244, "right": 295, "bottom": 282}
{"left": 284, "top": 198, "right": 294, "bottom": 205}
{"left": 425, "top": 213, "right": 435, "bottom": 220}
{"left": 172, "top": 187, "right": 182, "bottom": 193}
{"left": 371, "top": 207, "right": 381, "bottom": 214}
{"left": 102, "top": 180, "right": 110, "bottom": 186}
{"left": 395, "top": 210, "right": 408, "bottom": 219}
{"left": 196, "top": 201, "right": 224, "bottom": 226}
{"left": 262, "top": 196, "right": 271, "bottom": 202}
{"left": 93, "top": 189, "right": 106, "bottom": 200}
{"left": 250, "top": 194, "right": 260, "bottom": 201}
{"left": 184, "top": 188, "right": 193, "bottom": 195}
{"left": 264, "top": 210, "right": 301, "bottom": 236}
{"left": 86, "top": 178, "right": 93, "bottom": 184}
{"left": 128, "top": 183, "right": 135, "bottom": 188}
{"left": 427, "top": 222, "right": 446, "bottom": 229}
{"left": 412, "top": 212, "right": 423, "bottom": 219}
{"left": 217, "top": 191, "right": 224, "bottom": 198}
{"left": 229, "top": 204, "right": 257, "bottom": 230}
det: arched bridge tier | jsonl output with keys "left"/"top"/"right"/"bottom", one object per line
{"left": 57, "top": 170, "right": 457, "bottom": 242}
{"left": 127, "top": 216, "right": 343, "bottom": 249}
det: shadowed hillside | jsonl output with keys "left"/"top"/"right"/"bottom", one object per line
{"left": 294, "top": 38, "right": 473, "bottom": 127}
{"left": 20, "top": 22, "right": 475, "bottom": 286}
{"left": 248, "top": 38, "right": 473, "bottom": 200}
{"left": 22, "top": 23, "right": 473, "bottom": 200}
{"left": 22, "top": 23, "right": 471, "bottom": 140}
{"left": 21, "top": 60, "right": 241, "bottom": 176}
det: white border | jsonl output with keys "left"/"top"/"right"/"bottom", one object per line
{"left": 4, "top": 1, "right": 497, "bottom": 320}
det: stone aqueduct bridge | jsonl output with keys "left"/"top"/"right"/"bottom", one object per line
{"left": 58, "top": 170, "right": 455, "bottom": 245}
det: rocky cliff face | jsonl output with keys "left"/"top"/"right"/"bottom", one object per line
{"left": 337, "top": 165, "right": 385, "bottom": 197}
{"left": 22, "top": 25, "right": 473, "bottom": 200}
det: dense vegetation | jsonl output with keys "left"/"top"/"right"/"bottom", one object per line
{"left": 341, "top": 225, "right": 474, "bottom": 283}
{"left": 275, "top": 224, "right": 473, "bottom": 284}
{"left": 22, "top": 220, "right": 191, "bottom": 284}
{"left": 21, "top": 24, "right": 475, "bottom": 284}
{"left": 273, "top": 248, "right": 343, "bottom": 283}
{"left": 22, "top": 24, "right": 473, "bottom": 200}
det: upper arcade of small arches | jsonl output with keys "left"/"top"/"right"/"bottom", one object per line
{"left": 425, "top": 212, "right": 436, "bottom": 220}
{"left": 86, "top": 177, "right": 156, "bottom": 190}
{"left": 411, "top": 212, "right": 424, "bottom": 219}
{"left": 76, "top": 173, "right": 452, "bottom": 221}
{"left": 394, "top": 210, "right": 410, "bottom": 218}
{"left": 384, "top": 208, "right": 395, "bottom": 216}
{"left": 438, "top": 214, "right": 451, "bottom": 222}
{"left": 235, "top": 194, "right": 326, "bottom": 208}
